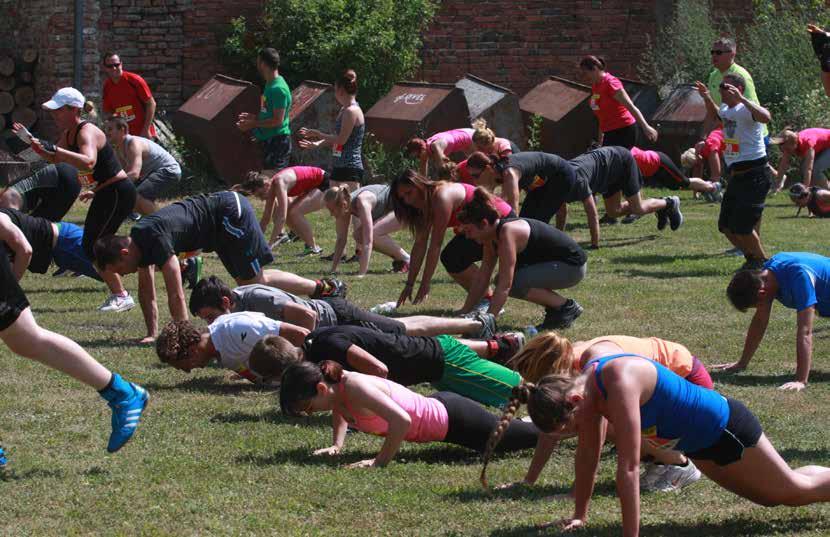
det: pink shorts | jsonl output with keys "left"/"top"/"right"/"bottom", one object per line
{"left": 684, "top": 356, "right": 714, "bottom": 390}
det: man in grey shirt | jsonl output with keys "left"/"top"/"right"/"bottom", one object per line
{"left": 189, "top": 276, "right": 496, "bottom": 339}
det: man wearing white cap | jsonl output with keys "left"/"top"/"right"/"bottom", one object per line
{"left": 13, "top": 87, "right": 137, "bottom": 313}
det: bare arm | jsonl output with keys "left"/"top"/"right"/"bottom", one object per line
{"left": 123, "top": 138, "right": 144, "bottom": 182}
{"left": 792, "top": 307, "right": 815, "bottom": 386}
{"left": 330, "top": 213, "right": 351, "bottom": 274}
{"left": 523, "top": 432, "right": 561, "bottom": 485}
{"left": 803, "top": 147, "right": 817, "bottom": 187}
{"left": 582, "top": 195, "right": 600, "bottom": 248}
{"left": 489, "top": 229, "right": 518, "bottom": 316}
{"left": 137, "top": 267, "right": 158, "bottom": 339}
{"left": 460, "top": 242, "right": 497, "bottom": 314}
{"left": 0, "top": 213, "right": 32, "bottom": 280}
{"left": 159, "top": 255, "right": 188, "bottom": 322}
{"left": 314, "top": 108, "right": 357, "bottom": 147}
{"left": 345, "top": 345, "right": 390, "bottom": 378}
{"left": 346, "top": 377, "right": 412, "bottom": 467}
{"left": 356, "top": 200, "right": 374, "bottom": 276}
{"left": 278, "top": 322, "right": 311, "bottom": 346}
{"left": 776, "top": 148, "right": 793, "bottom": 190}
{"left": 614, "top": 89, "right": 657, "bottom": 142}
{"left": 315, "top": 411, "right": 349, "bottom": 456}
{"left": 270, "top": 178, "right": 290, "bottom": 242}
{"left": 738, "top": 93, "right": 772, "bottom": 124}
{"left": 737, "top": 300, "right": 773, "bottom": 369}
{"left": 414, "top": 191, "right": 454, "bottom": 303}
{"left": 53, "top": 126, "right": 99, "bottom": 170}
{"left": 397, "top": 230, "right": 429, "bottom": 307}
{"left": 501, "top": 168, "right": 521, "bottom": 213}
{"left": 696, "top": 81, "right": 720, "bottom": 121}
{"left": 570, "top": 406, "right": 604, "bottom": 527}
{"left": 281, "top": 302, "right": 318, "bottom": 331}
{"left": 141, "top": 97, "right": 157, "bottom": 138}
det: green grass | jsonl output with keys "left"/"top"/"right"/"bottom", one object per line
{"left": 3, "top": 190, "right": 830, "bottom": 536}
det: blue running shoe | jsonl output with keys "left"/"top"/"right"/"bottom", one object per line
{"left": 0, "top": 446, "right": 7, "bottom": 470}
{"left": 106, "top": 383, "right": 149, "bottom": 453}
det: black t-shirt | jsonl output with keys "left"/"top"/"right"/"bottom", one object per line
{"left": 569, "top": 146, "right": 633, "bottom": 196}
{"left": 0, "top": 208, "right": 54, "bottom": 274}
{"left": 498, "top": 217, "right": 586, "bottom": 268}
{"left": 303, "top": 326, "right": 445, "bottom": 386}
{"left": 505, "top": 152, "right": 577, "bottom": 194}
{"left": 130, "top": 191, "right": 235, "bottom": 267}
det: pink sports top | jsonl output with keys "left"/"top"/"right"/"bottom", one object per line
{"left": 797, "top": 128, "right": 830, "bottom": 157}
{"left": 699, "top": 128, "right": 725, "bottom": 159}
{"left": 630, "top": 147, "right": 661, "bottom": 177}
{"left": 456, "top": 159, "right": 475, "bottom": 185}
{"left": 427, "top": 128, "right": 474, "bottom": 156}
{"left": 284, "top": 166, "right": 327, "bottom": 197}
{"left": 336, "top": 379, "right": 448, "bottom": 442}
{"left": 448, "top": 183, "right": 513, "bottom": 228}
{"left": 491, "top": 138, "right": 514, "bottom": 157}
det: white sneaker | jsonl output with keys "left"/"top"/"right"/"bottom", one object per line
{"left": 99, "top": 293, "right": 135, "bottom": 313}
{"left": 642, "top": 461, "right": 701, "bottom": 492}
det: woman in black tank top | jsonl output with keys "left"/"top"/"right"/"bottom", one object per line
{"left": 455, "top": 186, "right": 587, "bottom": 331}
{"left": 17, "top": 87, "right": 137, "bottom": 313}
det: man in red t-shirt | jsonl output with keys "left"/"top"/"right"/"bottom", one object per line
{"left": 101, "top": 52, "right": 157, "bottom": 139}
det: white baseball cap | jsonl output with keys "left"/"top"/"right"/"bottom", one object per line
{"left": 42, "top": 87, "right": 86, "bottom": 110}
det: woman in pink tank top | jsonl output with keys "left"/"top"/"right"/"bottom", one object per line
{"left": 407, "top": 128, "right": 475, "bottom": 177}
{"left": 390, "top": 169, "right": 514, "bottom": 309}
{"left": 234, "top": 166, "right": 352, "bottom": 253}
{"left": 772, "top": 127, "right": 830, "bottom": 192}
{"left": 280, "top": 361, "right": 537, "bottom": 468}
{"left": 471, "top": 118, "right": 519, "bottom": 159}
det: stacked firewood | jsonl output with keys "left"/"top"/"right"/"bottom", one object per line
{"left": 0, "top": 49, "right": 38, "bottom": 133}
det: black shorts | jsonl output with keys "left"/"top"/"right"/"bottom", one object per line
{"left": 0, "top": 243, "right": 29, "bottom": 331}
{"left": 686, "top": 398, "right": 763, "bottom": 466}
{"left": 262, "top": 134, "right": 292, "bottom": 171}
{"left": 322, "top": 297, "right": 406, "bottom": 334}
{"left": 331, "top": 167, "right": 365, "bottom": 184}
{"left": 651, "top": 152, "right": 691, "bottom": 190}
{"left": 519, "top": 179, "right": 568, "bottom": 224}
{"left": 82, "top": 178, "right": 137, "bottom": 258}
{"left": 602, "top": 150, "right": 642, "bottom": 199}
{"left": 215, "top": 193, "right": 274, "bottom": 281}
{"left": 441, "top": 210, "right": 516, "bottom": 273}
{"left": 718, "top": 161, "right": 771, "bottom": 235}
{"left": 602, "top": 124, "right": 637, "bottom": 149}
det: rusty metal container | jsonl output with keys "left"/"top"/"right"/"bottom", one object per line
{"left": 288, "top": 80, "right": 337, "bottom": 169}
{"left": 650, "top": 84, "right": 706, "bottom": 163}
{"left": 365, "top": 82, "right": 470, "bottom": 148}
{"left": 519, "top": 76, "right": 595, "bottom": 159}
{"left": 456, "top": 74, "right": 526, "bottom": 149}
{"left": 619, "top": 78, "right": 660, "bottom": 127}
{"left": 173, "top": 75, "right": 263, "bottom": 185}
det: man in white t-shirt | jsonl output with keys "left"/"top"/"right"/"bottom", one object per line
{"left": 155, "top": 311, "right": 308, "bottom": 383}
{"left": 696, "top": 75, "right": 773, "bottom": 271}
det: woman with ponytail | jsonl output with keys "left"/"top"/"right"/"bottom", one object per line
{"left": 390, "top": 170, "right": 514, "bottom": 310}
{"left": 323, "top": 183, "right": 409, "bottom": 276}
{"left": 455, "top": 187, "right": 587, "bottom": 330}
{"left": 14, "top": 88, "right": 137, "bottom": 313}
{"left": 483, "top": 345, "right": 830, "bottom": 536}
{"left": 471, "top": 118, "right": 520, "bottom": 158}
{"left": 279, "top": 360, "right": 537, "bottom": 468}
{"left": 407, "top": 128, "right": 475, "bottom": 177}
{"left": 465, "top": 150, "right": 599, "bottom": 248}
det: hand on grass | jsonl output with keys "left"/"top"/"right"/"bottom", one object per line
{"left": 397, "top": 285, "right": 413, "bottom": 308}
{"left": 79, "top": 190, "right": 95, "bottom": 202}
{"left": 345, "top": 458, "right": 375, "bottom": 469}
{"left": 779, "top": 381, "right": 806, "bottom": 392}
{"left": 313, "top": 446, "right": 341, "bottom": 456}
{"left": 413, "top": 283, "right": 430, "bottom": 305}
{"left": 711, "top": 361, "right": 746, "bottom": 373}
{"left": 137, "top": 335, "right": 155, "bottom": 345}
{"left": 494, "top": 481, "right": 530, "bottom": 491}
{"left": 556, "top": 518, "right": 586, "bottom": 532}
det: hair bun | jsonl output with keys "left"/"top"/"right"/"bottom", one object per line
{"left": 512, "top": 383, "right": 534, "bottom": 404}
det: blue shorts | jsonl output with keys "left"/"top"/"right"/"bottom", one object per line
{"left": 51, "top": 222, "right": 103, "bottom": 281}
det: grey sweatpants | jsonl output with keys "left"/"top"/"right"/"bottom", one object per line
{"left": 509, "top": 261, "right": 587, "bottom": 298}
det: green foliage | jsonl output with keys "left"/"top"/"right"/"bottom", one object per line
{"left": 637, "top": 0, "right": 729, "bottom": 97}
{"left": 220, "top": 0, "right": 438, "bottom": 108}
{"left": 526, "top": 113, "right": 544, "bottom": 152}
{"left": 164, "top": 133, "right": 225, "bottom": 197}
{"left": 361, "top": 132, "right": 416, "bottom": 184}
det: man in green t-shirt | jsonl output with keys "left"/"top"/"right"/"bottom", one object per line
{"left": 706, "top": 37, "right": 768, "bottom": 139}
{"left": 236, "top": 48, "right": 293, "bottom": 171}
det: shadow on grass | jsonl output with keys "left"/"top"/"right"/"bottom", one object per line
{"left": 447, "top": 479, "right": 618, "bottom": 504}
{"left": 73, "top": 338, "right": 148, "bottom": 349}
{"left": 712, "top": 370, "right": 830, "bottom": 387}
{"left": 142, "top": 376, "right": 278, "bottom": 395}
{"left": 611, "top": 253, "right": 719, "bottom": 265}
{"left": 595, "top": 235, "right": 659, "bottom": 249}
{"left": 778, "top": 446, "right": 830, "bottom": 461}
{"left": 1, "top": 467, "right": 65, "bottom": 482}
{"left": 616, "top": 268, "right": 724, "bottom": 279}
{"left": 487, "top": 513, "right": 825, "bottom": 537}
{"left": 25, "top": 286, "right": 101, "bottom": 294}
{"left": 210, "top": 410, "right": 329, "bottom": 428}
{"left": 240, "top": 444, "right": 483, "bottom": 468}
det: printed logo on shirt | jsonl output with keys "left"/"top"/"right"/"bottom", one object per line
{"left": 78, "top": 168, "right": 95, "bottom": 188}
{"left": 332, "top": 144, "right": 343, "bottom": 158}
{"left": 260, "top": 95, "right": 267, "bottom": 113}
{"left": 528, "top": 175, "right": 547, "bottom": 191}
{"left": 590, "top": 94, "right": 600, "bottom": 111}
{"left": 115, "top": 105, "right": 136, "bottom": 123}
{"left": 723, "top": 119, "right": 739, "bottom": 158}
{"left": 240, "top": 331, "right": 248, "bottom": 342}
{"left": 642, "top": 425, "right": 681, "bottom": 451}
{"left": 235, "top": 365, "right": 260, "bottom": 383}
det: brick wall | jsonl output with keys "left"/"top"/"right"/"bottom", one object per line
{"left": 418, "top": 0, "right": 756, "bottom": 97}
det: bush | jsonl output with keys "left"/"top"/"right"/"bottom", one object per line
{"left": 526, "top": 114, "right": 544, "bottom": 152}
{"left": 362, "top": 132, "right": 416, "bottom": 184}
{"left": 220, "top": 0, "right": 438, "bottom": 109}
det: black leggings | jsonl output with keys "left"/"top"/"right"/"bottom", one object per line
{"left": 430, "top": 391, "right": 538, "bottom": 453}
{"left": 441, "top": 209, "right": 517, "bottom": 274}
{"left": 14, "top": 163, "right": 81, "bottom": 221}
{"left": 602, "top": 124, "right": 637, "bottom": 149}
{"left": 82, "top": 178, "right": 137, "bottom": 258}
{"left": 652, "top": 151, "right": 691, "bottom": 189}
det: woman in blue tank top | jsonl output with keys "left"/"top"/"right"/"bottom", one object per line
{"left": 482, "top": 343, "right": 830, "bottom": 536}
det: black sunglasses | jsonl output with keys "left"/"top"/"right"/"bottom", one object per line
{"left": 710, "top": 50, "right": 729, "bottom": 56}
{"left": 104, "top": 62, "right": 121, "bottom": 69}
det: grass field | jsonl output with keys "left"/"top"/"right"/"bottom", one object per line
{"left": 3, "top": 189, "right": 830, "bottom": 536}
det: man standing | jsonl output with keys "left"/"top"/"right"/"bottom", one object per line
{"left": 697, "top": 76, "right": 772, "bottom": 270}
{"left": 720, "top": 252, "right": 830, "bottom": 391}
{"left": 101, "top": 52, "right": 157, "bottom": 139}
{"left": 236, "top": 48, "right": 292, "bottom": 171}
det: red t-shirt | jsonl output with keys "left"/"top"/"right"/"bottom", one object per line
{"left": 102, "top": 71, "right": 157, "bottom": 138}
{"left": 285, "top": 166, "right": 326, "bottom": 196}
{"left": 456, "top": 159, "right": 475, "bottom": 185}
{"left": 448, "top": 183, "right": 512, "bottom": 228}
{"left": 797, "top": 128, "right": 830, "bottom": 157}
{"left": 589, "top": 73, "right": 636, "bottom": 133}
{"left": 699, "top": 127, "right": 725, "bottom": 159}
{"left": 630, "top": 147, "right": 661, "bottom": 177}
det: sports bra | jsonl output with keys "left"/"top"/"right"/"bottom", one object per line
{"left": 447, "top": 183, "right": 512, "bottom": 228}
{"left": 585, "top": 353, "right": 728, "bottom": 453}
{"left": 426, "top": 129, "right": 474, "bottom": 156}
{"left": 285, "top": 166, "right": 328, "bottom": 197}
{"left": 67, "top": 121, "right": 124, "bottom": 186}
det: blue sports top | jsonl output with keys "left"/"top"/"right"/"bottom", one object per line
{"left": 586, "top": 354, "right": 729, "bottom": 453}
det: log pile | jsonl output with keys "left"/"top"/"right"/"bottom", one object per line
{"left": 0, "top": 49, "right": 38, "bottom": 134}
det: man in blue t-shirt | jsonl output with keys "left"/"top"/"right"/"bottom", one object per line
{"left": 721, "top": 252, "right": 830, "bottom": 391}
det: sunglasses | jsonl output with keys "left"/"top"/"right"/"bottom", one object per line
{"left": 710, "top": 50, "right": 732, "bottom": 56}
{"left": 104, "top": 62, "right": 121, "bottom": 69}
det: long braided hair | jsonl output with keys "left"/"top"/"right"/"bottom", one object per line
{"left": 480, "top": 375, "right": 581, "bottom": 489}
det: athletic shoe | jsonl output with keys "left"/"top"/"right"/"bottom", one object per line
{"left": 642, "top": 461, "right": 701, "bottom": 492}
{"left": 286, "top": 231, "right": 300, "bottom": 243}
{"left": 598, "top": 214, "right": 618, "bottom": 225}
{"left": 391, "top": 260, "right": 410, "bottom": 273}
{"left": 0, "top": 446, "right": 7, "bottom": 475}
{"left": 344, "top": 254, "right": 359, "bottom": 263}
{"left": 621, "top": 213, "right": 641, "bottom": 224}
{"left": 666, "top": 196, "right": 683, "bottom": 231}
{"left": 98, "top": 293, "right": 136, "bottom": 313}
{"left": 181, "top": 256, "right": 203, "bottom": 290}
{"left": 272, "top": 233, "right": 293, "bottom": 247}
{"left": 558, "top": 299, "right": 584, "bottom": 329}
{"left": 71, "top": 271, "right": 84, "bottom": 278}
{"left": 297, "top": 245, "right": 323, "bottom": 257}
{"left": 655, "top": 207, "right": 669, "bottom": 231}
{"left": 724, "top": 247, "right": 744, "bottom": 257}
{"left": 472, "top": 310, "right": 497, "bottom": 340}
{"left": 472, "top": 298, "right": 491, "bottom": 314}
{"left": 313, "top": 277, "right": 348, "bottom": 299}
{"left": 128, "top": 212, "right": 141, "bottom": 222}
{"left": 52, "top": 267, "right": 71, "bottom": 277}
{"left": 535, "top": 307, "right": 564, "bottom": 332}
{"left": 492, "top": 332, "right": 526, "bottom": 364}
{"left": 536, "top": 299, "right": 583, "bottom": 331}
{"left": 106, "top": 383, "right": 149, "bottom": 453}
{"left": 322, "top": 253, "right": 346, "bottom": 262}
